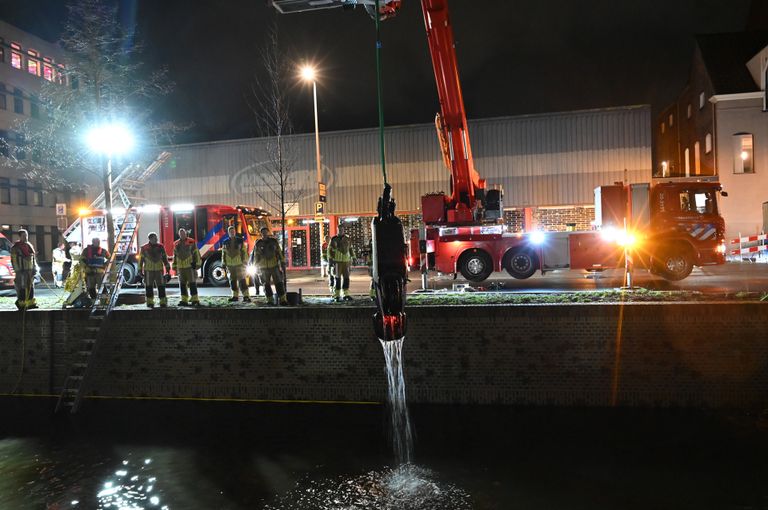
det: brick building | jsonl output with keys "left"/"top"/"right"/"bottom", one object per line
{"left": 655, "top": 31, "right": 768, "bottom": 241}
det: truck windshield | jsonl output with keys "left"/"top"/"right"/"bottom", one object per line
{"left": 0, "top": 237, "right": 11, "bottom": 256}
{"left": 678, "top": 189, "right": 717, "bottom": 215}
{"left": 244, "top": 214, "right": 270, "bottom": 236}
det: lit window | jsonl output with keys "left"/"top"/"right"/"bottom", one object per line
{"left": 27, "top": 50, "right": 40, "bottom": 76}
{"left": 43, "top": 64, "right": 54, "bottom": 81}
{"left": 684, "top": 147, "right": 690, "bottom": 177}
{"left": 668, "top": 114, "right": 674, "bottom": 127}
{"left": 660, "top": 122, "right": 665, "bottom": 134}
{"left": 687, "top": 104, "right": 692, "bottom": 119}
{"left": 699, "top": 92, "right": 706, "bottom": 109}
{"left": 733, "top": 133, "right": 754, "bottom": 174}
{"left": 11, "top": 51, "right": 22, "bottom": 69}
{"left": 705, "top": 133, "right": 712, "bottom": 154}
{"left": 694, "top": 141, "right": 701, "bottom": 175}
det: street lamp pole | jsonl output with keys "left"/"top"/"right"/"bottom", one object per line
{"left": 312, "top": 78, "right": 325, "bottom": 277}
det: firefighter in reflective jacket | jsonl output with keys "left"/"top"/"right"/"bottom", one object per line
{"left": 139, "top": 232, "right": 170, "bottom": 308}
{"left": 251, "top": 227, "right": 287, "bottom": 305}
{"left": 328, "top": 224, "right": 355, "bottom": 301}
{"left": 222, "top": 225, "right": 250, "bottom": 302}
{"left": 173, "top": 228, "right": 201, "bottom": 306}
{"left": 82, "top": 237, "right": 110, "bottom": 300}
{"left": 10, "top": 229, "right": 38, "bottom": 310}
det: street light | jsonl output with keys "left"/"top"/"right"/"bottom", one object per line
{"left": 300, "top": 64, "right": 325, "bottom": 276}
{"left": 85, "top": 123, "right": 135, "bottom": 252}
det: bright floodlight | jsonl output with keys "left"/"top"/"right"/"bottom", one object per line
{"left": 300, "top": 65, "right": 316, "bottom": 82}
{"left": 86, "top": 124, "right": 134, "bottom": 156}
{"left": 530, "top": 230, "right": 546, "bottom": 245}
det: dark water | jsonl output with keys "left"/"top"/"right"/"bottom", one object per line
{"left": 1, "top": 399, "right": 767, "bottom": 510}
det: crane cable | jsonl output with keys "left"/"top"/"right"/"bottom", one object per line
{"left": 374, "top": 0, "right": 388, "bottom": 187}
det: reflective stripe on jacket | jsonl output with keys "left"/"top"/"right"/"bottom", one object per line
{"left": 10, "top": 242, "right": 36, "bottom": 272}
{"left": 173, "top": 238, "right": 201, "bottom": 270}
{"left": 221, "top": 237, "right": 247, "bottom": 267}
{"left": 328, "top": 235, "right": 354, "bottom": 263}
{"left": 140, "top": 242, "right": 169, "bottom": 272}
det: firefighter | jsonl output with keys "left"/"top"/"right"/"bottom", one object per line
{"left": 328, "top": 224, "right": 355, "bottom": 301}
{"left": 173, "top": 228, "right": 201, "bottom": 306}
{"left": 82, "top": 237, "right": 110, "bottom": 300}
{"left": 139, "top": 232, "right": 171, "bottom": 308}
{"left": 251, "top": 227, "right": 287, "bottom": 305}
{"left": 222, "top": 225, "right": 250, "bottom": 302}
{"left": 10, "top": 229, "right": 38, "bottom": 310}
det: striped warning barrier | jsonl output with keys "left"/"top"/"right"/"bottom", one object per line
{"left": 730, "top": 232, "right": 767, "bottom": 256}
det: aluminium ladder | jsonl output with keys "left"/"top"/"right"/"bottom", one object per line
{"left": 55, "top": 208, "right": 143, "bottom": 414}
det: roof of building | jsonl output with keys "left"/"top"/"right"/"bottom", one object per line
{"left": 695, "top": 31, "right": 768, "bottom": 94}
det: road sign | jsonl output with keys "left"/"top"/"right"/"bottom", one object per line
{"left": 55, "top": 203, "right": 67, "bottom": 216}
{"left": 57, "top": 216, "right": 68, "bottom": 231}
{"left": 315, "top": 201, "right": 325, "bottom": 216}
{"left": 318, "top": 182, "right": 327, "bottom": 203}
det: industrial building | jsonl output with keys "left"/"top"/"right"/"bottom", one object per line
{"left": 146, "top": 105, "right": 652, "bottom": 268}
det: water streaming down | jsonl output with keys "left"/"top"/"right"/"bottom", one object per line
{"left": 380, "top": 337, "right": 414, "bottom": 466}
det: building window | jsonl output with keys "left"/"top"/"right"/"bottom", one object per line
{"left": 0, "top": 177, "right": 10, "bottom": 204}
{"left": 56, "top": 65, "right": 66, "bottom": 86}
{"left": 32, "top": 185, "right": 43, "bottom": 207}
{"left": 705, "top": 133, "right": 712, "bottom": 154}
{"left": 687, "top": 104, "right": 692, "bottom": 119}
{"left": 668, "top": 114, "right": 674, "bottom": 127}
{"left": 30, "top": 101, "right": 39, "bottom": 119}
{"left": 43, "top": 64, "right": 54, "bottom": 81}
{"left": 694, "top": 141, "right": 701, "bottom": 175}
{"left": 733, "top": 133, "right": 754, "bottom": 174}
{"left": 18, "top": 179, "right": 28, "bottom": 205}
{"left": 699, "top": 92, "right": 706, "bottom": 109}
{"left": 13, "top": 97, "right": 23, "bottom": 115}
{"left": 10, "top": 42, "right": 22, "bottom": 70}
{"left": 27, "top": 50, "right": 40, "bottom": 76}
{"left": 0, "top": 94, "right": 5, "bottom": 110}
{"left": 0, "top": 130, "right": 8, "bottom": 157}
{"left": 660, "top": 122, "right": 665, "bottom": 135}
{"left": 684, "top": 147, "right": 691, "bottom": 177}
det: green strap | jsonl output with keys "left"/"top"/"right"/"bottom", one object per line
{"left": 374, "top": 0, "right": 388, "bottom": 186}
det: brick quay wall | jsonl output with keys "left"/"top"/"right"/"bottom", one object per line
{"left": 0, "top": 303, "right": 766, "bottom": 408}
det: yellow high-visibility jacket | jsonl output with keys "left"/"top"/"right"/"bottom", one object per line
{"left": 139, "top": 242, "right": 170, "bottom": 273}
{"left": 252, "top": 237, "right": 284, "bottom": 269}
{"left": 173, "top": 238, "right": 201, "bottom": 270}
{"left": 221, "top": 237, "right": 247, "bottom": 268}
{"left": 328, "top": 235, "right": 355, "bottom": 263}
{"left": 10, "top": 241, "right": 36, "bottom": 272}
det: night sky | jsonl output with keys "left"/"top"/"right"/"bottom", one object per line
{"left": 0, "top": 0, "right": 764, "bottom": 144}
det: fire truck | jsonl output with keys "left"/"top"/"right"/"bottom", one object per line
{"left": 66, "top": 204, "right": 272, "bottom": 286}
{"left": 273, "top": 0, "right": 728, "bottom": 283}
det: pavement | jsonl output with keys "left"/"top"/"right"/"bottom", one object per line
{"left": 2, "top": 262, "right": 768, "bottom": 303}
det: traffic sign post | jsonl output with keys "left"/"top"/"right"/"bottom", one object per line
{"left": 56, "top": 203, "right": 67, "bottom": 216}
{"left": 315, "top": 201, "right": 325, "bottom": 217}
{"left": 318, "top": 182, "right": 327, "bottom": 203}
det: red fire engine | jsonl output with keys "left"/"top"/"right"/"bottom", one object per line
{"left": 273, "top": 0, "right": 728, "bottom": 283}
{"left": 0, "top": 233, "right": 14, "bottom": 287}
{"left": 66, "top": 204, "right": 272, "bottom": 286}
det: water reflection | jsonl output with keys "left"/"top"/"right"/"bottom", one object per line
{"left": 96, "top": 457, "right": 168, "bottom": 510}
{"left": 263, "top": 464, "right": 472, "bottom": 510}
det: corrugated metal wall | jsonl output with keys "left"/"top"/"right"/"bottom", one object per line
{"left": 147, "top": 105, "right": 651, "bottom": 215}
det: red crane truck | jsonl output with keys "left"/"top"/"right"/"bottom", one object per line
{"left": 66, "top": 204, "right": 272, "bottom": 286}
{"left": 273, "top": 0, "right": 728, "bottom": 283}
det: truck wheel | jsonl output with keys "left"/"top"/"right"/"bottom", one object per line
{"left": 121, "top": 262, "right": 137, "bottom": 285}
{"left": 504, "top": 248, "right": 538, "bottom": 279}
{"left": 206, "top": 259, "right": 228, "bottom": 287}
{"left": 657, "top": 247, "right": 693, "bottom": 281}
{"left": 459, "top": 249, "right": 493, "bottom": 282}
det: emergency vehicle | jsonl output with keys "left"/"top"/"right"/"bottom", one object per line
{"left": 65, "top": 204, "right": 272, "bottom": 286}
{"left": 0, "top": 233, "right": 14, "bottom": 287}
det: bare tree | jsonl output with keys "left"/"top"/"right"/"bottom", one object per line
{"left": 248, "top": 21, "right": 311, "bottom": 283}
{"left": 9, "top": 0, "right": 179, "bottom": 250}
